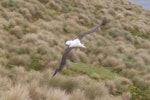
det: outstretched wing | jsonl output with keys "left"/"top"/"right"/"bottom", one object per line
{"left": 52, "top": 47, "right": 74, "bottom": 77}
{"left": 77, "top": 25, "right": 100, "bottom": 40}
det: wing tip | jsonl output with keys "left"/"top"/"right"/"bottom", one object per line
{"left": 52, "top": 69, "right": 58, "bottom": 77}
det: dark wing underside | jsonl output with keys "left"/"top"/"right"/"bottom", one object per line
{"left": 52, "top": 47, "right": 73, "bottom": 77}
{"left": 77, "top": 25, "right": 100, "bottom": 40}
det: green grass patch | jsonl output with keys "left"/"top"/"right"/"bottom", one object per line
{"left": 69, "top": 63, "right": 120, "bottom": 80}
{"left": 62, "top": 69, "right": 77, "bottom": 76}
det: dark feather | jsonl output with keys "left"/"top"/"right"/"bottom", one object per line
{"left": 77, "top": 25, "right": 100, "bottom": 40}
{"left": 52, "top": 47, "right": 73, "bottom": 77}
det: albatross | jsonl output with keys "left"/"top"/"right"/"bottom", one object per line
{"left": 52, "top": 25, "right": 100, "bottom": 77}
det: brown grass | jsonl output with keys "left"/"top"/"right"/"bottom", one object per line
{"left": 9, "top": 54, "right": 31, "bottom": 66}
{"left": 69, "top": 89, "right": 86, "bottom": 100}
{"left": 105, "top": 80, "right": 117, "bottom": 94}
{"left": 85, "top": 83, "right": 109, "bottom": 100}
{"left": 122, "top": 92, "right": 131, "bottom": 100}
{"left": 10, "top": 26, "right": 23, "bottom": 38}
{"left": 0, "top": 0, "right": 150, "bottom": 99}
{"left": 46, "top": 89, "right": 69, "bottom": 100}
{"left": 1, "top": 85, "right": 31, "bottom": 100}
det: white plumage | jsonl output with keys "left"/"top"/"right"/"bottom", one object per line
{"left": 65, "top": 38, "right": 86, "bottom": 48}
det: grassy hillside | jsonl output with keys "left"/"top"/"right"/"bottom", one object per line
{"left": 0, "top": 0, "right": 150, "bottom": 100}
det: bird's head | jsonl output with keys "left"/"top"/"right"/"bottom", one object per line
{"left": 65, "top": 40, "right": 70, "bottom": 46}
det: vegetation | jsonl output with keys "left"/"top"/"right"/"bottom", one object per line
{"left": 70, "top": 63, "right": 120, "bottom": 79}
{"left": 0, "top": 0, "right": 150, "bottom": 99}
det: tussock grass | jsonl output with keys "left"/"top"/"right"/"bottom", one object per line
{"left": 0, "top": 66, "right": 126, "bottom": 100}
{"left": 132, "top": 75, "right": 148, "bottom": 89}
{"left": 69, "top": 89, "right": 86, "bottom": 100}
{"left": 105, "top": 80, "right": 117, "bottom": 94}
{"left": 1, "top": 85, "right": 31, "bottom": 100}
{"left": 46, "top": 0, "right": 62, "bottom": 11}
{"left": 85, "top": 83, "right": 109, "bottom": 99}
{"left": 46, "top": 89, "right": 69, "bottom": 100}
{"left": 49, "top": 75, "right": 80, "bottom": 93}
{"left": 0, "top": 0, "right": 150, "bottom": 99}
{"left": 23, "top": 33, "right": 38, "bottom": 44}
{"left": 122, "top": 92, "right": 131, "bottom": 100}
{"left": 10, "top": 26, "right": 23, "bottom": 38}
{"left": 9, "top": 54, "right": 30, "bottom": 67}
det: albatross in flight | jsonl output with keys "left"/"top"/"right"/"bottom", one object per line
{"left": 52, "top": 25, "right": 100, "bottom": 77}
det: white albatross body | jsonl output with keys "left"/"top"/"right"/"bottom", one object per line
{"left": 65, "top": 38, "right": 86, "bottom": 48}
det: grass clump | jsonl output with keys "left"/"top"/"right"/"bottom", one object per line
{"left": 49, "top": 76, "right": 80, "bottom": 93}
{"left": 69, "top": 89, "right": 86, "bottom": 100}
{"left": 1, "top": 85, "right": 31, "bottom": 100}
{"left": 85, "top": 83, "right": 109, "bottom": 100}
{"left": 46, "top": 89, "right": 69, "bottom": 100}
{"left": 8, "top": 54, "right": 30, "bottom": 67}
